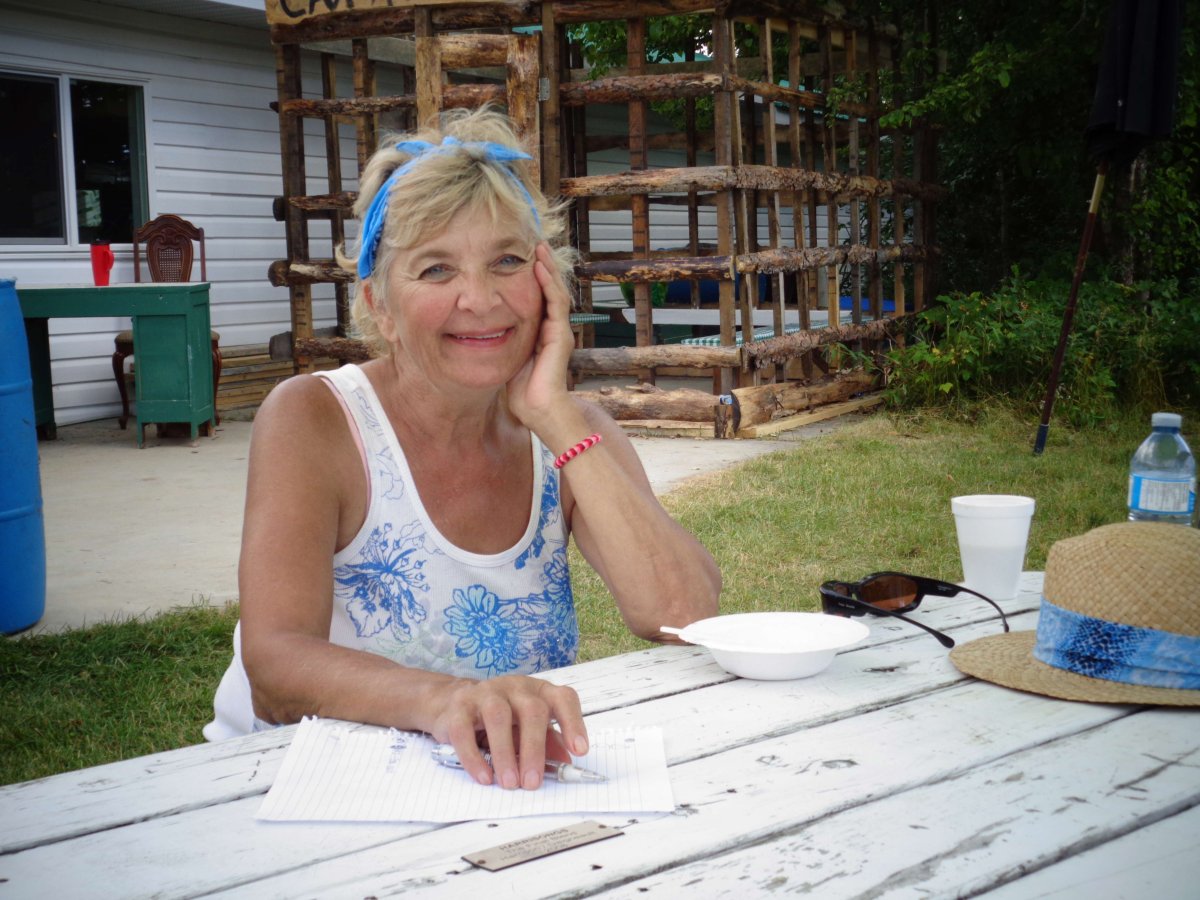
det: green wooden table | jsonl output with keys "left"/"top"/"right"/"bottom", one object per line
{"left": 18, "top": 283, "right": 215, "bottom": 446}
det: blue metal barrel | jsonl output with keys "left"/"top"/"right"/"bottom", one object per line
{"left": 0, "top": 277, "right": 46, "bottom": 633}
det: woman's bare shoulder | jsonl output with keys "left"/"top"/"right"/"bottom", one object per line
{"left": 254, "top": 372, "right": 343, "bottom": 430}
{"left": 246, "top": 372, "right": 358, "bottom": 474}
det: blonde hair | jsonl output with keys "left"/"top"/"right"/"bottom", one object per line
{"left": 339, "top": 106, "right": 576, "bottom": 356}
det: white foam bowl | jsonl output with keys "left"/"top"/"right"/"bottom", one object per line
{"left": 663, "top": 612, "right": 870, "bottom": 680}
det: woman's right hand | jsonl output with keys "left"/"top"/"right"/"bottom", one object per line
{"left": 429, "top": 674, "right": 588, "bottom": 790}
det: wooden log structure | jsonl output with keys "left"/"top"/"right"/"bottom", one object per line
{"left": 744, "top": 316, "right": 906, "bottom": 370}
{"left": 262, "top": 0, "right": 938, "bottom": 436}
{"left": 560, "top": 165, "right": 940, "bottom": 202}
{"left": 715, "top": 370, "right": 878, "bottom": 438}
{"left": 574, "top": 383, "right": 719, "bottom": 423}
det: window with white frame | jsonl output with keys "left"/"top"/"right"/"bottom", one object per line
{"left": 0, "top": 71, "right": 148, "bottom": 245}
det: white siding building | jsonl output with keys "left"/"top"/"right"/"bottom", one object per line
{"left": 0, "top": 0, "right": 347, "bottom": 425}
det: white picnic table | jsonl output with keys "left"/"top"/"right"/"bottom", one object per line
{"left": 2, "top": 572, "right": 1197, "bottom": 898}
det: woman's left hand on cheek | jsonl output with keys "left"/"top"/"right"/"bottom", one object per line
{"left": 508, "top": 243, "right": 575, "bottom": 426}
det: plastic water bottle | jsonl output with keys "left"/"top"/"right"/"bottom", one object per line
{"left": 1127, "top": 412, "right": 1196, "bottom": 526}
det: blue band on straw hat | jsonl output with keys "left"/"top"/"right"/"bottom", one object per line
{"left": 1033, "top": 596, "right": 1200, "bottom": 690}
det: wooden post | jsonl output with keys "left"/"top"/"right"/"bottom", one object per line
{"left": 787, "top": 21, "right": 812, "bottom": 377}
{"left": 761, "top": 18, "right": 784, "bottom": 353}
{"left": 712, "top": 13, "right": 738, "bottom": 393}
{"left": 276, "top": 44, "right": 313, "bottom": 374}
{"left": 321, "top": 53, "right": 349, "bottom": 337}
{"left": 567, "top": 40, "right": 594, "bottom": 318}
{"left": 891, "top": 37, "right": 907, "bottom": 316}
{"left": 507, "top": 34, "right": 540, "bottom": 185}
{"left": 803, "top": 66, "right": 822, "bottom": 314}
{"left": 728, "top": 22, "right": 755, "bottom": 387}
{"left": 352, "top": 38, "right": 376, "bottom": 176}
{"left": 628, "top": 17, "right": 653, "bottom": 384}
{"left": 820, "top": 25, "right": 840, "bottom": 320}
{"left": 414, "top": 7, "right": 441, "bottom": 128}
{"left": 847, "top": 28, "right": 862, "bottom": 326}
{"left": 866, "top": 27, "right": 883, "bottom": 322}
{"left": 540, "top": 4, "right": 561, "bottom": 198}
{"left": 685, "top": 43, "right": 700, "bottom": 308}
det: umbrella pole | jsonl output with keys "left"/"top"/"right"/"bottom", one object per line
{"left": 1033, "top": 161, "right": 1109, "bottom": 455}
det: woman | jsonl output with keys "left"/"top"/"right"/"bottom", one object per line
{"left": 204, "top": 108, "right": 720, "bottom": 791}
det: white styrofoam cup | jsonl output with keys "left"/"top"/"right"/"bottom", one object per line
{"left": 951, "top": 494, "right": 1036, "bottom": 601}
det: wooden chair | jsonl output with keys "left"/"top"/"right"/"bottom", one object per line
{"left": 112, "top": 214, "right": 221, "bottom": 429}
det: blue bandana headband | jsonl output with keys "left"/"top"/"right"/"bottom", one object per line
{"left": 1033, "top": 597, "right": 1200, "bottom": 690}
{"left": 356, "top": 136, "right": 541, "bottom": 280}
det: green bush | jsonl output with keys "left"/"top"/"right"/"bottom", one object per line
{"left": 883, "top": 271, "right": 1200, "bottom": 423}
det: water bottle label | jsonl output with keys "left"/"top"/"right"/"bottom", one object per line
{"left": 1128, "top": 475, "right": 1196, "bottom": 514}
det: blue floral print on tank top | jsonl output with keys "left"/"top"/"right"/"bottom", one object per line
{"left": 335, "top": 521, "right": 435, "bottom": 641}
{"left": 326, "top": 365, "right": 577, "bottom": 677}
{"left": 443, "top": 545, "right": 577, "bottom": 675}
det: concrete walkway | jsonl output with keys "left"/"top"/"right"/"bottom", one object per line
{"left": 25, "top": 402, "right": 855, "bottom": 635}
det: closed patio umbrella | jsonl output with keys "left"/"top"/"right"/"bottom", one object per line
{"left": 1033, "top": 0, "right": 1182, "bottom": 455}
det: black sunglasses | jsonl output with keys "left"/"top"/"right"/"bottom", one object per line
{"left": 819, "top": 571, "right": 1010, "bottom": 648}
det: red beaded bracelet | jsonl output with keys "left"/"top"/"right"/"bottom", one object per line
{"left": 553, "top": 433, "right": 602, "bottom": 469}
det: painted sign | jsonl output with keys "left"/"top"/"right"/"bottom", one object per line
{"left": 265, "top": 0, "right": 499, "bottom": 27}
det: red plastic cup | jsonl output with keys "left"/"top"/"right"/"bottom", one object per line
{"left": 90, "top": 242, "right": 114, "bottom": 286}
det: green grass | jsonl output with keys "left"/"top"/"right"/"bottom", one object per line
{"left": 0, "top": 404, "right": 1173, "bottom": 786}
{"left": 1, "top": 603, "right": 241, "bottom": 785}
{"left": 573, "top": 403, "right": 1153, "bottom": 661}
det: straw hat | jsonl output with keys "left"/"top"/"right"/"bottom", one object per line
{"left": 950, "top": 522, "right": 1200, "bottom": 705}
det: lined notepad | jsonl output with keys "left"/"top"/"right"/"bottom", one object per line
{"left": 256, "top": 717, "right": 674, "bottom": 823}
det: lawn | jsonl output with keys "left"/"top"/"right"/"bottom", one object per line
{"left": 0, "top": 404, "right": 1159, "bottom": 786}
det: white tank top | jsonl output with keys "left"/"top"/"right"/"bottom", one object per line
{"left": 203, "top": 364, "right": 576, "bottom": 741}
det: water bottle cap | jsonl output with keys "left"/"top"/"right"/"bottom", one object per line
{"left": 1151, "top": 412, "right": 1182, "bottom": 429}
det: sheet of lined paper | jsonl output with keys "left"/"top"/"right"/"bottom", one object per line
{"left": 257, "top": 717, "right": 674, "bottom": 823}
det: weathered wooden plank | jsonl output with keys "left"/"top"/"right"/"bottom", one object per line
{"left": 414, "top": 8, "right": 442, "bottom": 129}
{"left": 977, "top": 804, "right": 1200, "bottom": 900}
{"left": 570, "top": 344, "right": 741, "bottom": 374}
{"left": 725, "top": 72, "right": 870, "bottom": 116}
{"left": 0, "top": 728, "right": 294, "bottom": 855}
{"left": 539, "top": 4, "right": 562, "bottom": 197}
{"left": 551, "top": 0, "right": 716, "bottom": 25}
{"left": 560, "top": 164, "right": 939, "bottom": 201}
{"left": 737, "top": 393, "right": 884, "bottom": 438}
{"left": 295, "top": 336, "right": 372, "bottom": 362}
{"left": 744, "top": 316, "right": 904, "bottom": 371}
{"left": 574, "top": 384, "right": 719, "bottom": 422}
{"left": 579, "top": 255, "right": 731, "bottom": 282}
{"left": 616, "top": 420, "right": 715, "bottom": 438}
{"left": 820, "top": 24, "right": 842, "bottom": 307}
{"left": 596, "top": 709, "right": 1200, "bottom": 898}
{"left": 267, "top": 2, "right": 536, "bottom": 45}
{"left": 712, "top": 14, "right": 737, "bottom": 387}
{"left": 725, "top": 371, "right": 876, "bottom": 433}
{"left": 268, "top": 258, "right": 353, "bottom": 286}
{"left": 506, "top": 33, "right": 540, "bottom": 185}
{"left": 275, "top": 42, "right": 314, "bottom": 375}
{"left": 560, "top": 71, "right": 722, "bottom": 106}
{"left": 439, "top": 32, "right": 509, "bottom": 69}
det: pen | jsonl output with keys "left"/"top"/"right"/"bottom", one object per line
{"left": 430, "top": 743, "right": 607, "bottom": 784}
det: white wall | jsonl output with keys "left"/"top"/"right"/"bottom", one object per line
{"left": 0, "top": 0, "right": 351, "bottom": 424}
